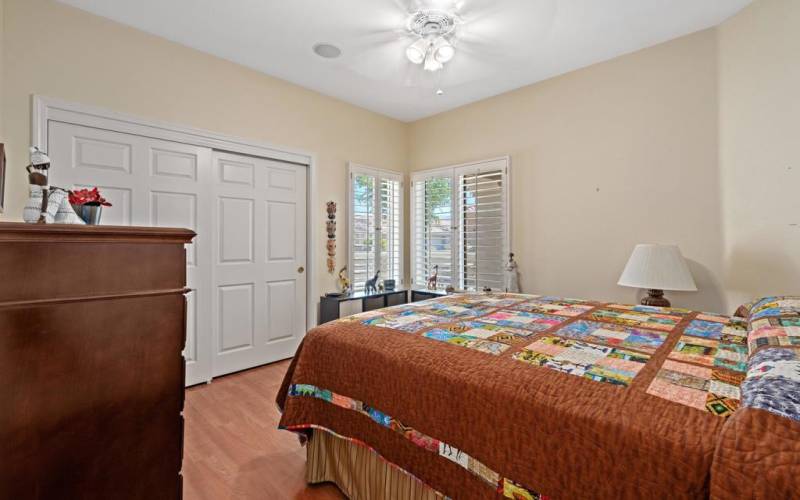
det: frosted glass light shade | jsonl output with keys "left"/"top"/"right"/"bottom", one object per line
{"left": 432, "top": 37, "right": 454, "bottom": 63}
{"left": 406, "top": 38, "right": 429, "bottom": 64}
{"left": 423, "top": 51, "right": 443, "bottom": 71}
{"left": 617, "top": 244, "right": 697, "bottom": 292}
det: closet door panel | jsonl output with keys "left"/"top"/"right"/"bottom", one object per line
{"left": 211, "top": 152, "right": 306, "bottom": 376}
{"left": 48, "top": 122, "right": 213, "bottom": 386}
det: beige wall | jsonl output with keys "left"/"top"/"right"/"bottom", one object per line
{"left": 0, "top": 0, "right": 407, "bottom": 302}
{"left": 718, "top": 0, "right": 800, "bottom": 309}
{"left": 1, "top": 0, "right": 795, "bottom": 315}
{"left": 409, "top": 29, "right": 727, "bottom": 312}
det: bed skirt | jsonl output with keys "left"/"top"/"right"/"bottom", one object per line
{"left": 306, "top": 429, "right": 443, "bottom": 499}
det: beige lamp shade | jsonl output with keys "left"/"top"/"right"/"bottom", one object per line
{"left": 617, "top": 244, "right": 697, "bottom": 292}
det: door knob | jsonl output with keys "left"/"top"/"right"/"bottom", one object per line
{"left": 297, "top": 266, "right": 305, "bottom": 274}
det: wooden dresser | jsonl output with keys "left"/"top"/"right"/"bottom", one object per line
{"left": 0, "top": 223, "right": 194, "bottom": 499}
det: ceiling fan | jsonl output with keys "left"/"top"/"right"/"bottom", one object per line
{"left": 337, "top": 0, "right": 557, "bottom": 94}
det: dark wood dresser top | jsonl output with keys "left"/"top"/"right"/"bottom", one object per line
{"left": 0, "top": 222, "right": 195, "bottom": 243}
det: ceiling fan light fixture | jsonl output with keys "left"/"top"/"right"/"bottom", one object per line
{"left": 432, "top": 37, "right": 454, "bottom": 63}
{"left": 423, "top": 51, "right": 443, "bottom": 72}
{"left": 406, "top": 37, "right": 430, "bottom": 65}
{"left": 405, "top": 10, "right": 458, "bottom": 72}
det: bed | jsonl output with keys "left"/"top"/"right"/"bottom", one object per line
{"left": 277, "top": 293, "right": 800, "bottom": 499}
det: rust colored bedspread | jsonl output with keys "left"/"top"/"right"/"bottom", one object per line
{"left": 277, "top": 294, "right": 744, "bottom": 499}
{"left": 711, "top": 408, "right": 800, "bottom": 499}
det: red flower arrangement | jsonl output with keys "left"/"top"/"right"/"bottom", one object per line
{"left": 68, "top": 187, "right": 112, "bottom": 207}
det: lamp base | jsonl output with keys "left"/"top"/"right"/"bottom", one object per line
{"left": 641, "top": 289, "right": 670, "bottom": 308}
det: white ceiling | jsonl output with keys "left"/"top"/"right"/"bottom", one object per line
{"left": 57, "top": 0, "right": 751, "bottom": 122}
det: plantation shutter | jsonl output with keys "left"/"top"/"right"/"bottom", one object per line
{"left": 379, "top": 177, "right": 402, "bottom": 283}
{"left": 457, "top": 165, "right": 507, "bottom": 291}
{"left": 349, "top": 164, "right": 403, "bottom": 291}
{"left": 412, "top": 158, "right": 509, "bottom": 292}
{"left": 412, "top": 174, "right": 455, "bottom": 288}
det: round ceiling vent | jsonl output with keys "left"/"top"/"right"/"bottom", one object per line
{"left": 312, "top": 43, "right": 342, "bottom": 59}
{"left": 407, "top": 10, "right": 457, "bottom": 38}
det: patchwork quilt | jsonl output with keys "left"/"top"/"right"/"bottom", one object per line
{"left": 277, "top": 293, "right": 794, "bottom": 500}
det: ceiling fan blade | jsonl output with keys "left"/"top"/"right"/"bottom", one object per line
{"left": 457, "top": 0, "right": 558, "bottom": 52}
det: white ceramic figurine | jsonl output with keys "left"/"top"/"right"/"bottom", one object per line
{"left": 504, "top": 252, "right": 520, "bottom": 293}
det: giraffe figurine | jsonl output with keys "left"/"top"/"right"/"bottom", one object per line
{"left": 427, "top": 264, "right": 439, "bottom": 290}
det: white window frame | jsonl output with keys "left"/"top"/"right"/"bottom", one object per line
{"left": 410, "top": 156, "right": 511, "bottom": 291}
{"left": 347, "top": 162, "right": 404, "bottom": 290}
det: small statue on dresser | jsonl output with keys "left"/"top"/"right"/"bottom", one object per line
{"left": 427, "top": 264, "right": 439, "bottom": 290}
{"left": 504, "top": 252, "right": 520, "bottom": 293}
{"left": 22, "top": 147, "right": 53, "bottom": 223}
{"left": 364, "top": 270, "right": 381, "bottom": 293}
{"left": 337, "top": 266, "right": 351, "bottom": 294}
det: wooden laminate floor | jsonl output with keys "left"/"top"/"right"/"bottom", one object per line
{"left": 183, "top": 359, "right": 346, "bottom": 500}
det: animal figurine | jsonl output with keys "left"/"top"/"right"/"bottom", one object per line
{"left": 337, "top": 266, "right": 351, "bottom": 293}
{"left": 427, "top": 264, "right": 439, "bottom": 290}
{"left": 365, "top": 270, "right": 381, "bottom": 293}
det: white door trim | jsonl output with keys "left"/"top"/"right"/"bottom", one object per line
{"left": 31, "top": 95, "right": 318, "bottom": 382}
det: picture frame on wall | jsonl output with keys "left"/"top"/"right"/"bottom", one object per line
{"left": 0, "top": 144, "right": 5, "bottom": 213}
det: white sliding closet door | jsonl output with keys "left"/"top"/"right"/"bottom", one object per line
{"left": 47, "top": 121, "right": 214, "bottom": 385}
{"left": 211, "top": 152, "right": 307, "bottom": 377}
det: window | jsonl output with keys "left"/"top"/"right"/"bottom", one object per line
{"left": 348, "top": 163, "right": 403, "bottom": 291}
{"left": 411, "top": 157, "right": 509, "bottom": 291}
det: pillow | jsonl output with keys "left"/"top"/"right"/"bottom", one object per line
{"left": 736, "top": 296, "right": 800, "bottom": 323}
{"left": 740, "top": 347, "right": 800, "bottom": 422}
{"left": 748, "top": 326, "right": 800, "bottom": 355}
{"left": 735, "top": 295, "right": 800, "bottom": 316}
{"left": 733, "top": 298, "right": 759, "bottom": 318}
{"left": 742, "top": 296, "right": 800, "bottom": 357}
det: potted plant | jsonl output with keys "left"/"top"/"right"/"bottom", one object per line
{"left": 69, "top": 187, "right": 112, "bottom": 225}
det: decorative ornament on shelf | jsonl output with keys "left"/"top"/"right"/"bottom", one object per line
{"left": 504, "top": 252, "right": 520, "bottom": 293}
{"left": 22, "top": 146, "right": 52, "bottom": 223}
{"left": 364, "top": 270, "right": 381, "bottom": 294}
{"left": 426, "top": 264, "right": 439, "bottom": 290}
{"left": 22, "top": 146, "right": 85, "bottom": 225}
{"left": 69, "top": 187, "right": 112, "bottom": 225}
{"left": 337, "top": 265, "right": 351, "bottom": 294}
{"left": 326, "top": 201, "right": 337, "bottom": 273}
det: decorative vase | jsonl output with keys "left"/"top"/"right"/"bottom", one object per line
{"left": 72, "top": 204, "right": 103, "bottom": 225}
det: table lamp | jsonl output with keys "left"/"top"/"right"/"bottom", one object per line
{"left": 617, "top": 244, "right": 697, "bottom": 307}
